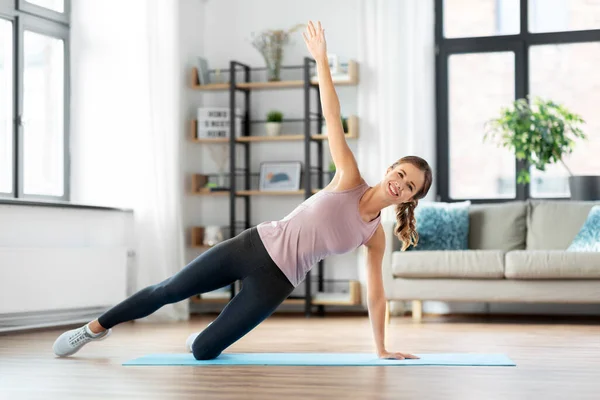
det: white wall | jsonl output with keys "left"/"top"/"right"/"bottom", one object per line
{"left": 179, "top": 0, "right": 215, "bottom": 265}
{"left": 0, "top": 204, "right": 134, "bottom": 330}
{"left": 184, "top": 0, "right": 362, "bottom": 294}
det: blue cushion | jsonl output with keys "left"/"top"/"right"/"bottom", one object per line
{"left": 411, "top": 201, "right": 471, "bottom": 251}
{"left": 567, "top": 205, "right": 600, "bottom": 252}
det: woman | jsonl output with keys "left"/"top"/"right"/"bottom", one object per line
{"left": 53, "top": 21, "right": 432, "bottom": 361}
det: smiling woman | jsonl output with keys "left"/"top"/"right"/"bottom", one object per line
{"left": 52, "top": 21, "right": 434, "bottom": 364}
{"left": 383, "top": 156, "right": 432, "bottom": 251}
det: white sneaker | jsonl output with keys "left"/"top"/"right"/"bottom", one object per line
{"left": 186, "top": 332, "right": 201, "bottom": 352}
{"left": 185, "top": 322, "right": 212, "bottom": 352}
{"left": 52, "top": 324, "right": 111, "bottom": 357}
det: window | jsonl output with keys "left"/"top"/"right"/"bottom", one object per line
{"left": 529, "top": 0, "right": 600, "bottom": 33}
{"left": 436, "top": 0, "right": 600, "bottom": 202}
{"left": 448, "top": 52, "right": 516, "bottom": 199}
{"left": 444, "top": 0, "right": 520, "bottom": 38}
{"left": 0, "top": 0, "right": 70, "bottom": 201}
{"left": 529, "top": 42, "right": 600, "bottom": 197}
{"left": 0, "top": 19, "right": 13, "bottom": 194}
{"left": 24, "top": 0, "right": 65, "bottom": 13}
{"left": 23, "top": 30, "right": 65, "bottom": 196}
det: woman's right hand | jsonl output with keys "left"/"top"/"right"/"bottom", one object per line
{"left": 302, "top": 20, "right": 328, "bottom": 62}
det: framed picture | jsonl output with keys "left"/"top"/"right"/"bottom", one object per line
{"left": 259, "top": 161, "right": 302, "bottom": 191}
{"left": 196, "top": 57, "right": 210, "bottom": 85}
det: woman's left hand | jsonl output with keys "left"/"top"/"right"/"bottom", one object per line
{"left": 302, "top": 20, "right": 327, "bottom": 61}
{"left": 378, "top": 350, "right": 420, "bottom": 360}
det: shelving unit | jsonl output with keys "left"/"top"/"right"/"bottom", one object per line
{"left": 236, "top": 190, "right": 305, "bottom": 196}
{"left": 191, "top": 280, "right": 360, "bottom": 306}
{"left": 190, "top": 294, "right": 308, "bottom": 306}
{"left": 188, "top": 57, "right": 360, "bottom": 316}
{"left": 190, "top": 116, "right": 359, "bottom": 143}
{"left": 191, "top": 189, "right": 229, "bottom": 196}
{"left": 191, "top": 60, "right": 358, "bottom": 91}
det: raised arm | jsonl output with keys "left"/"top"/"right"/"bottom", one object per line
{"left": 302, "top": 21, "right": 360, "bottom": 184}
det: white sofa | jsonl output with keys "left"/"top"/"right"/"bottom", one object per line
{"left": 367, "top": 200, "right": 600, "bottom": 321}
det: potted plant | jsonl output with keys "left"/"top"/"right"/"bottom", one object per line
{"left": 266, "top": 110, "right": 283, "bottom": 136}
{"left": 484, "top": 97, "right": 598, "bottom": 200}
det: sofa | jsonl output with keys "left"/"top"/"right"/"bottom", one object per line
{"left": 369, "top": 200, "right": 600, "bottom": 321}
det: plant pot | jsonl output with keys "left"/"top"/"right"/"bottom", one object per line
{"left": 569, "top": 176, "right": 600, "bottom": 200}
{"left": 265, "top": 122, "right": 282, "bottom": 137}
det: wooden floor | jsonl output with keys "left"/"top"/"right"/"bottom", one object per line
{"left": 1, "top": 313, "right": 600, "bottom": 400}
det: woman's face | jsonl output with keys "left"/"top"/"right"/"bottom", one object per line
{"left": 383, "top": 163, "right": 426, "bottom": 204}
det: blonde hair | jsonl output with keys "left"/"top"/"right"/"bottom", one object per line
{"left": 390, "top": 156, "right": 432, "bottom": 251}
{"left": 395, "top": 201, "right": 419, "bottom": 251}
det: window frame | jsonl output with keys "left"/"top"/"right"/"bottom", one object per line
{"left": 435, "top": 0, "right": 600, "bottom": 203}
{"left": 17, "top": 0, "right": 70, "bottom": 24}
{"left": 0, "top": 0, "right": 70, "bottom": 201}
{"left": 0, "top": 13, "right": 16, "bottom": 198}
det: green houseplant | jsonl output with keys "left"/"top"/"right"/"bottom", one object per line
{"left": 266, "top": 110, "right": 283, "bottom": 136}
{"left": 484, "top": 97, "right": 597, "bottom": 199}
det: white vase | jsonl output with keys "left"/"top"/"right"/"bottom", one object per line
{"left": 265, "top": 122, "right": 282, "bottom": 136}
{"left": 203, "top": 226, "right": 223, "bottom": 246}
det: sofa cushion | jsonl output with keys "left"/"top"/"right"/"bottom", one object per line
{"left": 468, "top": 202, "right": 527, "bottom": 251}
{"left": 505, "top": 250, "right": 600, "bottom": 279}
{"left": 568, "top": 205, "right": 600, "bottom": 252}
{"left": 392, "top": 250, "right": 505, "bottom": 279}
{"left": 411, "top": 201, "right": 470, "bottom": 251}
{"left": 526, "top": 200, "right": 600, "bottom": 250}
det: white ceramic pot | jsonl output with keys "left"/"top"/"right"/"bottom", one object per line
{"left": 265, "top": 122, "right": 282, "bottom": 136}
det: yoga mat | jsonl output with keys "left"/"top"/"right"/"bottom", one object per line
{"left": 123, "top": 353, "right": 515, "bottom": 367}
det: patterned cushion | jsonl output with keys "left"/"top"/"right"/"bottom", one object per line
{"left": 567, "top": 205, "right": 600, "bottom": 252}
{"left": 412, "top": 201, "right": 471, "bottom": 251}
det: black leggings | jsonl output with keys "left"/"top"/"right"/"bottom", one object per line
{"left": 97, "top": 227, "right": 294, "bottom": 360}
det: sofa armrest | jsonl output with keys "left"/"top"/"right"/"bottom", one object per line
{"left": 357, "top": 220, "right": 396, "bottom": 305}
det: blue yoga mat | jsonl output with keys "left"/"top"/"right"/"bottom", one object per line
{"left": 123, "top": 353, "right": 515, "bottom": 367}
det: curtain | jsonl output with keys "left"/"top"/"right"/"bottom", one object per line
{"left": 71, "top": 0, "right": 187, "bottom": 322}
{"left": 356, "top": 0, "right": 436, "bottom": 313}
{"left": 357, "top": 0, "right": 437, "bottom": 215}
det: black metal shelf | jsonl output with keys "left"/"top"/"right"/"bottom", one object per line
{"left": 194, "top": 57, "right": 339, "bottom": 317}
{"left": 249, "top": 118, "right": 318, "bottom": 124}
{"left": 209, "top": 65, "right": 306, "bottom": 73}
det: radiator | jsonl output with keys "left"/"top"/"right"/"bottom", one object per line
{"left": 0, "top": 247, "right": 129, "bottom": 332}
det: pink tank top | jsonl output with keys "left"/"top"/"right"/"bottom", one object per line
{"left": 256, "top": 182, "right": 381, "bottom": 287}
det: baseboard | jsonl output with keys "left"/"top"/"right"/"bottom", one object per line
{"left": 0, "top": 307, "right": 109, "bottom": 333}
